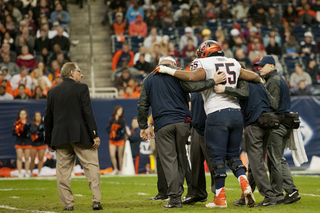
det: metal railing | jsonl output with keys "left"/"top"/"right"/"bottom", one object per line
{"left": 89, "top": 87, "right": 118, "bottom": 98}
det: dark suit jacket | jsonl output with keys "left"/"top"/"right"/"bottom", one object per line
{"left": 44, "top": 78, "right": 98, "bottom": 148}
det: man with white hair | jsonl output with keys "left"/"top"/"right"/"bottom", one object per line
{"left": 50, "top": 27, "right": 70, "bottom": 52}
{"left": 0, "top": 43, "right": 17, "bottom": 62}
{"left": 143, "top": 27, "right": 162, "bottom": 51}
{"left": 179, "top": 27, "right": 198, "bottom": 52}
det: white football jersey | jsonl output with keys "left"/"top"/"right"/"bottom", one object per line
{"left": 190, "top": 56, "right": 241, "bottom": 115}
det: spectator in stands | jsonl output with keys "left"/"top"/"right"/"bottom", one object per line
{"left": 13, "top": 109, "right": 32, "bottom": 177}
{"left": 231, "top": 36, "right": 247, "bottom": 53}
{"left": 231, "top": 0, "right": 249, "bottom": 20}
{"left": 117, "top": 87, "right": 125, "bottom": 98}
{"left": 112, "top": 42, "right": 134, "bottom": 71}
{"left": 7, "top": 2, "right": 22, "bottom": 23}
{"left": 15, "top": 27, "right": 35, "bottom": 50}
{"left": 229, "top": 29, "right": 240, "bottom": 49}
{"left": 10, "top": 66, "right": 32, "bottom": 91}
{"left": 16, "top": 46, "right": 36, "bottom": 69}
{"left": 167, "top": 41, "right": 179, "bottom": 57}
{"left": 14, "top": 84, "right": 30, "bottom": 99}
{"left": 0, "top": 66, "right": 12, "bottom": 81}
{"left": 248, "top": 37, "right": 267, "bottom": 64}
{"left": 172, "top": 3, "right": 189, "bottom": 21}
{"left": 190, "top": 5, "right": 203, "bottom": 28}
{"left": 126, "top": 1, "right": 144, "bottom": 24}
{"left": 181, "top": 38, "right": 196, "bottom": 58}
{"left": 297, "top": 3, "right": 318, "bottom": 26}
{"left": 111, "top": 12, "right": 127, "bottom": 36}
{"left": 24, "top": 13, "right": 37, "bottom": 34}
{"left": 5, "top": 15, "right": 16, "bottom": 36}
{"left": 113, "top": 61, "right": 139, "bottom": 81}
{"left": 0, "top": 22, "right": 7, "bottom": 42}
{"left": 290, "top": 64, "right": 312, "bottom": 88}
{"left": 134, "top": 54, "right": 151, "bottom": 78}
{"left": 29, "top": 112, "right": 46, "bottom": 177}
{"left": 145, "top": 9, "right": 158, "bottom": 28}
{"left": 219, "top": 4, "right": 233, "bottom": 19}
{"left": 0, "top": 54, "right": 21, "bottom": 75}
{"left": 32, "top": 85, "right": 46, "bottom": 99}
{"left": 205, "top": 0, "right": 217, "bottom": 20}
{"left": 56, "top": 53, "right": 68, "bottom": 68}
{"left": 124, "top": 85, "right": 140, "bottom": 98}
{"left": 266, "top": 36, "right": 282, "bottom": 56}
{"left": 36, "top": 62, "right": 53, "bottom": 82}
{"left": 263, "top": 28, "right": 281, "bottom": 48}
{"left": 161, "top": 8, "right": 174, "bottom": 28}
{"left": 143, "top": 27, "right": 162, "bottom": 51}
{"left": 108, "top": 0, "right": 126, "bottom": 13}
{"left": 151, "top": 35, "right": 169, "bottom": 54}
{"left": 266, "top": 6, "right": 281, "bottom": 27}
{"left": 50, "top": 60, "right": 61, "bottom": 77}
{"left": 128, "top": 14, "right": 147, "bottom": 37}
{"left": 3, "top": 32, "right": 16, "bottom": 53}
{"left": 114, "top": 69, "right": 134, "bottom": 89}
{"left": 0, "top": 43, "right": 17, "bottom": 62}
{"left": 34, "top": 29, "right": 50, "bottom": 54}
{"left": 253, "top": 5, "right": 267, "bottom": 25}
{"left": 296, "top": 0, "right": 308, "bottom": 12}
{"left": 198, "top": 29, "right": 211, "bottom": 46}
{"left": 272, "top": 54, "right": 284, "bottom": 75}
{"left": 222, "top": 41, "right": 234, "bottom": 58}
{"left": 300, "top": 32, "right": 317, "bottom": 57}
{"left": 50, "top": 27, "right": 70, "bottom": 52}
{"left": 0, "top": 84, "right": 13, "bottom": 100}
{"left": 292, "top": 80, "right": 312, "bottom": 96}
{"left": 176, "top": 8, "right": 190, "bottom": 27}
{"left": 306, "top": 59, "right": 318, "bottom": 84}
{"left": 31, "top": 68, "right": 52, "bottom": 91}
{"left": 179, "top": 27, "right": 198, "bottom": 53}
{"left": 134, "top": 46, "right": 151, "bottom": 65}
{"left": 48, "top": 44, "right": 70, "bottom": 66}
{"left": 51, "top": 73, "right": 63, "bottom": 88}
{"left": 33, "top": 0, "right": 50, "bottom": 23}
{"left": 234, "top": 48, "right": 252, "bottom": 69}
{"left": 283, "top": 5, "right": 298, "bottom": 27}
{"left": 241, "top": 20, "right": 253, "bottom": 43}
{"left": 126, "top": 117, "right": 143, "bottom": 166}
{"left": 282, "top": 35, "right": 301, "bottom": 57}
{"left": 314, "top": 0, "right": 320, "bottom": 22}
{"left": 107, "top": 106, "right": 126, "bottom": 175}
{"left": 214, "top": 29, "right": 225, "bottom": 44}
{"left": 50, "top": 3, "right": 70, "bottom": 30}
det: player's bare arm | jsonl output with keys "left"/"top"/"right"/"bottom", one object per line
{"left": 239, "top": 68, "right": 261, "bottom": 83}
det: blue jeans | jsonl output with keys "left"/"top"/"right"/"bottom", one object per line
{"left": 205, "top": 108, "right": 243, "bottom": 168}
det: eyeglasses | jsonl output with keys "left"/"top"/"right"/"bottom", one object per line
{"left": 74, "top": 69, "right": 82, "bottom": 74}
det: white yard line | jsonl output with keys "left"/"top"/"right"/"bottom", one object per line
{"left": 300, "top": 193, "right": 320, "bottom": 197}
{"left": 0, "top": 205, "right": 56, "bottom": 213}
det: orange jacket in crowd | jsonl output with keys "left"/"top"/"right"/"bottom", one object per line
{"left": 111, "top": 50, "right": 134, "bottom": 71}
{"left": 0, "top": 80, "right": 13, "bottom": 95}
{"left": 128, "top": 21, "right": 147, "bottom": 38}
{"left": 13, "top": 87, "right": 32, "bottom": 97}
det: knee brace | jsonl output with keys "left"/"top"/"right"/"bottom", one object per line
{"left": 211, "top": 162, "right": 227, "bottom": 179}
{"left": 227, "top": 157, "right": 247, "bottom": 175}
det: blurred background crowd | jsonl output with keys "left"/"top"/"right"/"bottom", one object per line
{"left": 106, "top": 0, "right": 320, "bottom": 97}
{"left": 1, "top": 0, "right": 320, "bottom": 101}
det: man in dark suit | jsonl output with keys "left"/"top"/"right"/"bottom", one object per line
{"left": 44, "top": 62, "right": 103, "bottom": 211}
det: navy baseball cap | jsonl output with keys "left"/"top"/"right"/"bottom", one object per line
{"left": 254, "top": 55, "right": 275, "bottom": 66}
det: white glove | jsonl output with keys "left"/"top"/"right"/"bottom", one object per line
{"left": 156, "top": 65, "right": 177, "bottom": 76}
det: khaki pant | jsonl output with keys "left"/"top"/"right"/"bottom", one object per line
{"left": 56, "top": 142, "right": 101, "bottom": 208}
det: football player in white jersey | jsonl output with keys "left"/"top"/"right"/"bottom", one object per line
{"left": 154, "top": 40, "right": 262, "bottom": 208}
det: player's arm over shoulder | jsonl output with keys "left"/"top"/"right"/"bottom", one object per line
{"left": 239, "top": 68, "right": 261, "bottom": 83}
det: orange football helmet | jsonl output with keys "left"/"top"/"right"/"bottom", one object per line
{"left": 197, "top": 40, "right": 224, "bottom": 58}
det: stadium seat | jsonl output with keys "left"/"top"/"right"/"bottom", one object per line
{"left": 206, "top": 19, "right": 218, "bottom": 28}
{"left": 130, "top": 36, "right": 144, "bottom": 43}
{"left": 177, "top": 27, "right": 186, "bottom": 36}
{"left": 237, "top": 19, "right": 248, "bottom": 29}
{"left": 293, "top": 25, "right": 308, "bottom": 34}
{"left": 220, "top": 19, "right": 234, "bottom": 28}
{"left": 161, "top": 27, "right": 176, "bottom": 36}
{"left": 281, "top": 56, "right": 300, "bottom": 75}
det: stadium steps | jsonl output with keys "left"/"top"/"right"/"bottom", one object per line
{"left": 68, "top": 0, "right": 113, "bottom": 88}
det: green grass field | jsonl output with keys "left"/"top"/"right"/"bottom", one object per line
{"left": 1, "top": 173, "right": 320, "bottom": 213}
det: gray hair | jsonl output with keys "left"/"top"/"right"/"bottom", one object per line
{"left": 61, "top": 62, "right": 77, "bottom": 79}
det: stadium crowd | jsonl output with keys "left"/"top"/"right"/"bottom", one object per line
{"left": 106, "top": 0, "right": 320, "bottom": 98}
{"left": 0, "top": 0, "right": 71, "bottom": 100}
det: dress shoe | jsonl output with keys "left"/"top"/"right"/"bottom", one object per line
{"left": 233, "top": 197, "right": 245, "bottom": 206}
{"left": 92, "top": 202, "right": 103, "bottom": 210}
{"left": 182, "top": 195, "right": 207, "bottom": 205}
{"left": 149, "top": 194, "right": 168, "bottom": 200}
{"left": 254, "top": 197, "right": 277, "bottom": 207}
{"left": 163, "top": 200, "right": 182, "bottom": 208}
{"left": 63, "top": 206, "right": 74, "bottom": 211}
